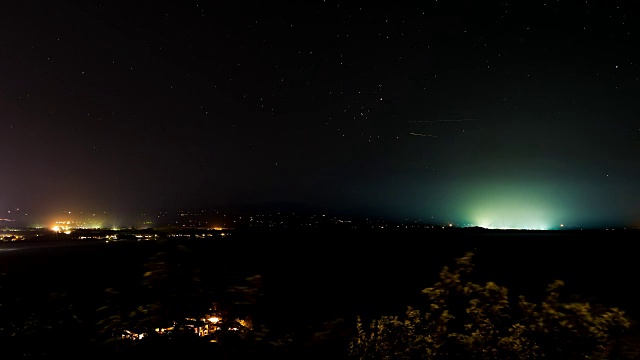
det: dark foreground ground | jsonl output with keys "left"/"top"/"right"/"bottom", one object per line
{"left": 1, "top": 228, "right": 639, "bottom": 358}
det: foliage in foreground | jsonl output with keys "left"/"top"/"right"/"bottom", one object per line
{"left": 350, "top": 252, "right": 633, "bottom": 360}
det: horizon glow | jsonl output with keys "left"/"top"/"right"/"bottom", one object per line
{"left": 451, "top": 180, "right": 569, "bottom": 230}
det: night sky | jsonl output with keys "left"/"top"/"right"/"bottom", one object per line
{"left": 2, "top": 1, "right": 639, "bottom": 229}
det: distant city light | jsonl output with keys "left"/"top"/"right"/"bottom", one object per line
{"left": 456, "top": 181, "right": 566, "bottom": 231}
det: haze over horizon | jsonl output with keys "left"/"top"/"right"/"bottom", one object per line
{"left": 2, "top": 2, "right": 639, "bottom": 230}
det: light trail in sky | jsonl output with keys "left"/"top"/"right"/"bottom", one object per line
{"left": 409, "top": 118, "right": 477, "bottom": 123}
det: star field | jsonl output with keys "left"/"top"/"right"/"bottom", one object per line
{"left": 1, "top": 1, "right": 639, "bottom": 228}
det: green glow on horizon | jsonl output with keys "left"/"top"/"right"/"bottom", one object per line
{"left": 457, "top": 180, "right": 566, "bottom": 230}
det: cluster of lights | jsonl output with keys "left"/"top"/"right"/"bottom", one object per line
{"left": 51, "top": 220, "right": 104, "bottom": 234}
{"left": 51, "top": 222, "right": 72, "bottom": 234}
{"left": 468, "top": 222, "right": 571, "bottom": 231}
{"left": 123, "top": 314, "right": 248, "bottom": 341}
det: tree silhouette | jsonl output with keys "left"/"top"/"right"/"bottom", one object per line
{"left": 350, "top": 252, "right": 633, "bottom": 359}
